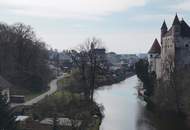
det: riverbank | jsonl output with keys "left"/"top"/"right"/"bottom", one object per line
{"left": 57, "top": 71, "right": 135, "bottom": 93}
{"left": 55, "top": 71, "right": 135, "bottom": 129}
{"left": 29, "top": 91, "right": 103, "bottom": 130}
{"left": 20, "top": 70, "right": 135, "bottom": 130}
{"left": 16, "top": 72, "right": 104, "bottom": 130}
{"left": 96, "top": 71, "right": 135, "bottom": 88}
{"left": 136, "top": 79, "right": 190, "bottom": 130}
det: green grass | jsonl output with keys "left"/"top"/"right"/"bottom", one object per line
{"left": 24, "top": 91, "right": 45, "bottom": 101}
{"left": 57, "top": 74, "right": 74, "bottom": 89}
{"left": 53, "top": 91, "right": 80, "bottom": 103}
{"left": 86, "top": 118, "right": 101, "bottom": 130}
{"left": 11, "top": 86, "right": 47, "bottom": 101}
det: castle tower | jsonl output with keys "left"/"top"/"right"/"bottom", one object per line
{"left": 172, "top": 14, "right": 181, "bottom": 38}
{"left": 161, "top": 20, "right": 168, "bottom": 44}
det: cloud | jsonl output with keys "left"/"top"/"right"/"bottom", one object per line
{"left": 38, "top": 29, "right": 158, "bottom": 54}
{"left": 132, "top": 14, "right": 174, "bottom": 22}
{"left": 171, "top": 0, "right": 190, "bottom": 11}
{"left": 100, "top": 30, "right": 158, "bottom": 53}
{"left": 0, "top": 0, "right": 146, "bottom": 20}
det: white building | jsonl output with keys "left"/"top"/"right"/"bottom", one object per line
{"left": 148, "top": 39, "right": 162, "bottom": 79}
{"left": 0, "top": 76, "right": 11, "bottom": 102}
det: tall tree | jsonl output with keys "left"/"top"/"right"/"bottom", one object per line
{"left": 68, "top": 37, "right": 107, "bottom": 101}
{"left": 135, "top": 59, "right": 155, "bottom": 96}
{"left": 0, "top": 22, "right": 52, "bottom": 91}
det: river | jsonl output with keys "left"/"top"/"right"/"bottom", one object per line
{"left": 95, "top": 75, "right": 188, "bottom": 130}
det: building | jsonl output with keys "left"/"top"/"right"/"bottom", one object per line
{"left": 148, "top": 39, "right": 162, "bottom": 78}
{"left": 148, "top": 14, "right": 190, "bottom": 79}
{"left": 106, "top": 52, "right": 121, "bottom": 65}
{"left": 0, "top": 75, "right": 11, "bottom": 102}
{"left": 138, "top": 53, "right": 148, "bottom": 59}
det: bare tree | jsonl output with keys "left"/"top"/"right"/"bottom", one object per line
{"left": 68, "top": 37, "right": 107, "bottom": 102}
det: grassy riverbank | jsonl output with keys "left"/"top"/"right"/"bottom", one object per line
{"left": 26, "top": 69, "right": 134, "bottom": 130}
{"left": 31, "top": 90, "right": 103, "bottom": 130}
{"left": 57, "top": 71, "right": 135, "bottom": 93}
{"left": 96, "top": 71, "right": 135, "bottom": 88}
{"left": 15, "top": 69, "right": 134, "bottom": 130}
{"left": 10, "top": 86, "right": 46, "bottom": 101}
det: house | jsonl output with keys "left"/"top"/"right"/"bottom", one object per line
{"left": 148, "top": 14, "right": 190, "bottom": 80}
{"left": 0, "top": 75, "right": 11, "bottom": 102}
{"left": 19, "top": 117, "right": 82, "bottom": 130}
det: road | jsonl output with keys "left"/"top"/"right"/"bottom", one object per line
{"left": 24, "top": 74, "right": 65, "bottom": 106}
{"left": 11, "top": 74, "right": 65, "bottom": 107}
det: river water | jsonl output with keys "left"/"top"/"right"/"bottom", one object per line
{"left": 95, "top": 76, "right": 188, "bottom": 130}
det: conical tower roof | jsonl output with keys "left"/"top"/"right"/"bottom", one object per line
{"left": 148, "top": 39, "right": 161, "bottom": 54}
{"left": 161, "top": 20, "right": 167, "bottom": 29}
{"left": 180, "top": 18, "right": 190, "bottom": 37}
{"left": 172, "top": 14, "right": 180, "bottom": 25}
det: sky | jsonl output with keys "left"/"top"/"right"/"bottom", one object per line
{"left": 0, "top": 0, "right": 190, "bottom": 54}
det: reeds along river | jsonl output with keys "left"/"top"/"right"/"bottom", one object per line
{"left": 95, "top": 76, "right": 189, "bottom": 130}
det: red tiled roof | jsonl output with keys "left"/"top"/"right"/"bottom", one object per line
{"left": 148, "top": 39, "right": 161, "bottom": 54}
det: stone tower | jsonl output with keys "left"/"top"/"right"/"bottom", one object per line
{"left": 161, "top": 20, "right": 168, "bottom": 44}
{"left": 161, "top": 14, "right": 190, "bottom": 79}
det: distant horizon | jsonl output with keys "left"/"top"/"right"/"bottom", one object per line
{"left": 1, "top": 0, "right": 190, "bottom": 53}
{"left": 50, "top": 47, "right": 147, "bottom": 55}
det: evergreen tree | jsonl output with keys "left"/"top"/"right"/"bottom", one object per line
{"left": 0, "top": 94, "right": 17, "bottom": 130}
{"left": 135, "top": 59, "right": 155, "bottom": 96}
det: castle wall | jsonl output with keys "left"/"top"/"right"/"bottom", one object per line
{"left": 175, "top": 37, "right": 190, "bottom": 68}
{"left": 148, "top": 53, "right": 159, "bottom": 72}
{"left": 161, "top": 36, "right": 175, "bottom": 62}
{"left": 161, "top": 29, "right": 190, "bottom": 80}
{"left": 161, "top": 35, "right": 175, "bottom": 80}
{"left": 155, "top": 58, "right": 161, "bottom": 79}
{"left": 148, "top": 53, "right": 162, "bottom": 79}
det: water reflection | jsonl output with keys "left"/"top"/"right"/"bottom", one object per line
{"left": 95, "top": 76, "right": 188, "bottom": 130}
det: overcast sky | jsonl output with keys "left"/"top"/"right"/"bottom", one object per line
{"left": 0, "top": 0, "right": 190, "bottom": 53}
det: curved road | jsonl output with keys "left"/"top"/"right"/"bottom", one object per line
{"left": 11, "top": 74, "right": 65, "bottom": 107}
{"left": 24, "top": 74, "right": 65, "bottom": 106}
